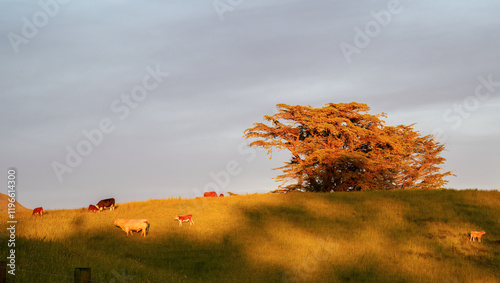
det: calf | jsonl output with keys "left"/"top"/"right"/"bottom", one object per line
{"left": 96, "top": 198, "right": 115, "bottom": 211}
{"left": 203, "top": 191, "right": 218, "bottom": 197}
{"left": 175, "top": 214, "right": 194, "bottom": 226}
{"left": 113, "top": 219, "right": 149, "bottom": 237}
{"left": 88, "top": 205, "right": 99, "bottom": 213}
{"left": 32, "top": 207, "right": 43, "bottom": 217}
{"left": 470, "top": 231, "right": 486, "bottom": 242}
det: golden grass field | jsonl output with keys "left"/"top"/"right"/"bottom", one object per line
{"left": 1, "top": 189, "right": 499, "bottom": 282}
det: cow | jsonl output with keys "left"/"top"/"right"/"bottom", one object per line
{"left": 95, "top": 198, "right": 115, "bottom": 211}
{"left": 113, "top": 219, "right": 149, "bottom": 237}
{"left": 203, "top": 191, "right": 218, "bottom": 197}
{"left": 88, "top": 205, "right": 99, "bottom": 213}
{"left": 32, "top": 207, "right": 43, "bottom": 217}
{"left": 470, "top": 231, "right": 486, "bottom": 242}
{"left": 175, "top": 214, "right": 194, "bottom": 226}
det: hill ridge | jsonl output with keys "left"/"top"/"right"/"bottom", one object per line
{"left": 0, "top": 192, "right": 30, "bottom": 212}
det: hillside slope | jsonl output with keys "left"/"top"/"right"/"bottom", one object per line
{"left": 0, "top": 192, "right": 30, "bottom": 213}
{"left": 1, "top": 190, "right": 499, "bottom": 282}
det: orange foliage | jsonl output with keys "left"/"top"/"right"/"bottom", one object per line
{"left": 244, "top": 103, "right": 455, "bottom": 192}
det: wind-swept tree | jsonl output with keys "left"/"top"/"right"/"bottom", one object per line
{"left": 244, "top": 103, "right": 454, "bottom": 192}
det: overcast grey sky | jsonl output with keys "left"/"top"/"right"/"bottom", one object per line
{"left": 1, "top": 0, "right": 499, "bottom": 210}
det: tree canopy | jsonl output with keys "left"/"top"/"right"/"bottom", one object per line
{"left": 244, "top": 102, "right": 455, "bottom": 192}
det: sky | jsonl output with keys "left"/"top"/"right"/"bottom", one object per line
{"left": 1, "top": 0, "right": 499, "bottom": 210}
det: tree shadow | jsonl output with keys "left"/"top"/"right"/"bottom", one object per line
{"left": 9, "top": 226, "right": 287, "bottom": 282}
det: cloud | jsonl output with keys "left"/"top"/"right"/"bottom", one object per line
{"left": 1, "top": 0, "right": 499, "bottom": 209}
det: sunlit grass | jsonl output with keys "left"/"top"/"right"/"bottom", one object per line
{"left": 0, "top": 189, "right": 499, "bottom": 282}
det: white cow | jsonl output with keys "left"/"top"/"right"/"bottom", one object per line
{"left": 113, "top": 219, "right": 149, "bottom": 237}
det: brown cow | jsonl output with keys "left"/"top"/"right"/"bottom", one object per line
{"left": 96, "top": 198, "right": 115, "bottom": 211}
{"left": 204, "top": 191, "right": 218, "bottom": 197}
{"left": 32, "top": 207, "right": 43, "bottom": 217}
{"left": 175, "top": 214, "right": 194, "bottom": 226}
{"left": 113, "top": 219, "right": 149, "bottom": 237}
{"left": 88, "top": 205, "right": 99, "bottom": 213}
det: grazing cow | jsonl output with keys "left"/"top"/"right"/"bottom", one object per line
{"left": 175, "top": 214, "right": 194, "bottom": 226}
{"left": 113, "top": 219, "right": 149, "bottom": 237}
{"left": 32, "top": 207, "right": 43, "bottom": 217}
{"left": 203, "top": 191, "right": 218, "bottom": 197}
{"left": 88, "top": 205, "right": 99, "bottom": 213}
{"left": 470, "top": 231, "right": 486, "bottom": 242}
{"left": 95, "top": 198, "right": 115, "bottom": 211}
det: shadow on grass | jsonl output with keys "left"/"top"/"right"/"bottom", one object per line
{"left": 6, "top": 190, "right": 499, "bottom": 283}
{"left": 11, "top": 201, "right": 325, "bottom": 282}
{"left": 10, "top": 229, "right": 287, "bottom": 282}
{"left": 236, "top": 198, "right": 424, "bottom": 283}
{"left": 364, "top": 190, "right": 500, "bottom": 275}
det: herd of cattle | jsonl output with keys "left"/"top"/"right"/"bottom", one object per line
{"left": 31, "top": 193, "right": 488, "bottom": 241}
{"left": 88, "top": 198, "right": 115, "bottom": 212}
{"left": 31, "top": 192, "right": 223, "bottom": 237}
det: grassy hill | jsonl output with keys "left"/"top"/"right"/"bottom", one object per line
{"left": 1, "top": 190, "right": 499, "bottom": 282}
{"left": 0, "top": 192, "right": 30, "bottom": 213}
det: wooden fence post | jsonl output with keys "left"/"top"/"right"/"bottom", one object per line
{"left": 0, "top": 261, "right": 5, "bottom": 283}
{"left": 74, "top": 268, "right": 91, "bottom": 283}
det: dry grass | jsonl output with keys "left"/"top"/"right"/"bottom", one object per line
{"left": 0, "top": 189, "right": 499, "bottom": 282}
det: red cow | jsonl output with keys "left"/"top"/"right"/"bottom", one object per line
{"left": 203, "top": 191, "right": 218, "bottom": 197}
{"left": 175, "top": 215, "right": 194, "bottom": 226}
{"left": 33, "top": 207, "right": 43, "bottom": 217}
{"left": 88, "top": 205, "right": 99, "bottom": 213}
